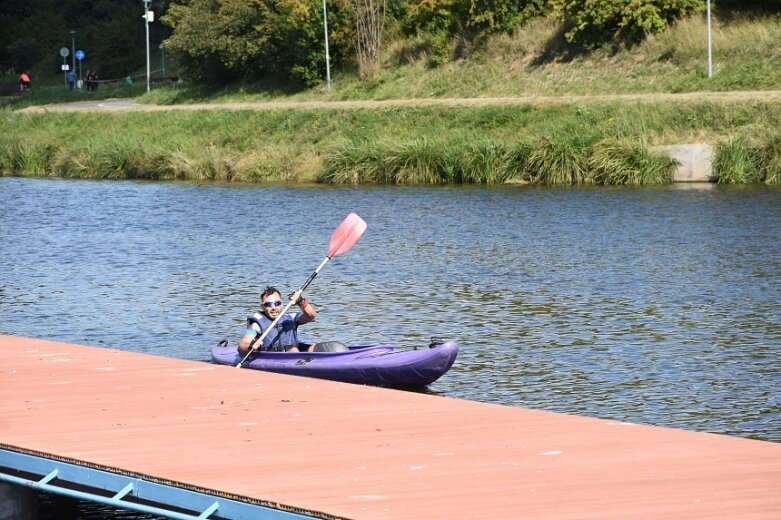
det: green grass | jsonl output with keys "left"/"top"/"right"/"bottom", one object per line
{"left": 1, "top": 13, "right": 780, "bottom": 185}
{"left": 121, "top": 13, "right": 780, "bottom": 104}
{"left": 714, "top": 131, "right": 781, "bottom": 184}
{"left": 2, "top": 100, "right": 781, "bottom": 185}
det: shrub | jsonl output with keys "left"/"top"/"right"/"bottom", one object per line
{"left": 552, "top": 0, "right": 703, "bottom": 49}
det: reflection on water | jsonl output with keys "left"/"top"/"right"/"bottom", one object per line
{"left": 2, "top": 178, "right": 780, "bottom": 517}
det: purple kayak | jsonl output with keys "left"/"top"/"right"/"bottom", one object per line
{"left": 211, "top": 339, "right": 458, "bottom": 388}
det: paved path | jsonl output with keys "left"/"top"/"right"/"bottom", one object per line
{"left": 18, "top": 90, "right": 781, "bottom": 114}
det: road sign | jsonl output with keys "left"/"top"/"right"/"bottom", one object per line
{"left": 75, "top": 50, "right": 85, "bottom": 61}
{"left": 60, "top": 47, "right": 69, "bottom": 58}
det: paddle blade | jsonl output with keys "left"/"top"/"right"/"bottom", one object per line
{"left": 328, "top": 212, "right": 367, "bottom": 257}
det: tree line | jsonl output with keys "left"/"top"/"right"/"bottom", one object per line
{"left": 1, "top": 0, "right": 776, "bottom": 87}
{"left": 0, "top": 0, "right": 173, "bottom": 82}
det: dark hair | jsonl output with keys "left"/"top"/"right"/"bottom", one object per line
{"left": 261, "top": 286, "right": 281, "bottom": 301}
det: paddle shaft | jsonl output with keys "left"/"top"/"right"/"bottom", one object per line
{"left": 235, "top": 255, "right": 332, "bottom": 368}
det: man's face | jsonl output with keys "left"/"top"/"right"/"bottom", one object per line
{"left": 262, "top": 292, "right": 284, "bottom": 319}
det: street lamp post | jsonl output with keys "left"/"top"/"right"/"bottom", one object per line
{"left": 322, "top": 0, "right": 331, "bottom": 91}
{"left": 70, "top": 30, "right": 76, "bottom": 78}
{"left": 706, "top": 0, "right": 713, "bottom": 78}
{"left": 143, "top": 0, "right": 152, "bottom": 93}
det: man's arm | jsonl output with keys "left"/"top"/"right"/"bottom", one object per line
{"left": 238, "top": 331, "right": 257, "bottom": 355}
{"left": 291, "top": 290, "right": 317, "bottom": 325}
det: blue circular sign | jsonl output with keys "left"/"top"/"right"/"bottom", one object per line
{"left": 75, "top": 50, "right": 85, "bottom": 61}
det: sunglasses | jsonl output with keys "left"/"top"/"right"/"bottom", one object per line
{"left": 263, "top": 300, "right": 283, "bottom": 308}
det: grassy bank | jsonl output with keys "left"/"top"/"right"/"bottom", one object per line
{"left": 1, "top": 13, "right": 780, "bottom": 185}
{"left": 2, "top": 100, "right": 781, "bottom": 185}
{"left": 136, "top": 14, "right": 781, "bottom": 104}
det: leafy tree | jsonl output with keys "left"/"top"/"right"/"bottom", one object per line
{"left": 405, "top": 0, "right": 548, "bottom": 36}
{"left": 404, "top": 0, "right": 548, "bottom": 64}
{"left": 7, "top": 11, "right": 68, "bottom": 72}
{"left": 162, "top": 0, "right": 354, "bottom": 86}
{"left": 0, "top": 0, "right": 171, "bottom": 83}
{"left": 716, "top": 0, "right": 780, "bottom": 14}
{"left": 551, "top": 0, "right": 703, "bottom": 49}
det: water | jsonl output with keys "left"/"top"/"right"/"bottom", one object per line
{"left": 2, "top": 177, "right": 780, "bottom": 517}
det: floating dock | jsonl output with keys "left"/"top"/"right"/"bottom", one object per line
{"left": 1, "top": 335, "right": 780, "bottom": 519}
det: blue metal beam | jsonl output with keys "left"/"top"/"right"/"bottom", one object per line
{"left": 0, "top": 448, "right": 314, "bottom": 520}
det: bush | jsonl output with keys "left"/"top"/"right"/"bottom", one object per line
{"left": 553, "top": 0, "right": 703, "bottom": 49}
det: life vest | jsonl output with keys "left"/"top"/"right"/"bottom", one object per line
{"left": 247, "top": 311, "right": 299, "bottom": 351}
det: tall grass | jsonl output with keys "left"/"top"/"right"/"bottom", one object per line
{"left": 589, "top": 138, "right": 676, "bottom": 185}
{"left": 3, "top": 98, "right": 781, "bottom": 185}
{"left": 7, "top": 141, "right": 56, "bottom": 176}
{"left": 321, "top": 135, "right": 676, "bottom": 185}
{"left": 715, "top": 131, "right": 781, "bottom": 184}
{"left": 758, "top": 132, "right": 781, "bottom": 185}
{"left": 525, "top": 137, "right": 588, "bottom": 185}
{"left": 714, "top": 136, "right": 760, "bottom": 183}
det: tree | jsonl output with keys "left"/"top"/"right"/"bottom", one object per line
{"left": 551, "top": 0, "right": 703, "bottom": 49}
{"left": 162, "top": 0, "right": 354, "bottom": 86}
{"left": 7, "top": 11, "right": 67, "bottom": 72}
{"left": 404, "top": 0, "right": 549, "bottom": 64}
{"left": 0, "top": 0, "right": 169, "bottom": 83}
{"left": 354, "top": 0, "right": 387, "bottom": 78}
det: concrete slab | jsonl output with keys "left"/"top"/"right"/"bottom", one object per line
{"left": 661, "top": 143, "right": 716, "bottom": 182}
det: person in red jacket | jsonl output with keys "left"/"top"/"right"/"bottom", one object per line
{"left": 18, "top": 72, "right": 31, "bottom": 91}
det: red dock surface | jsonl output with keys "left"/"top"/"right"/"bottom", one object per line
{"left": 2, "top": 335, "right": 780, "bottom": 519}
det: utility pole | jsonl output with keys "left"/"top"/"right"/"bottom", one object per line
{"left": 70, "top": 30, "right": 76, "bottom": 75}
{"left": 143, "top": 0, "right": 152, "bottom": 93}
{"left": 707, "top": 0, "right": 713, "bottom": 78}
{"left": 322, "top": 0, "right": 331, "bottom": 91}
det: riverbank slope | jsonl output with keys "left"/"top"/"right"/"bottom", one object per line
{"left": 1, "top": 14, "right": 780, "bottom": 185}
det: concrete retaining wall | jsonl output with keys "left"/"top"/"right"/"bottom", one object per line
{"left": 660, "top": 143, "right": 716, "bottom": 182}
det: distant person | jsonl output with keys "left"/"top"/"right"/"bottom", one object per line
{"left": 237, "top": 286, "right": 317, "bottom": 354}
{"left": 67, "top": 70, "right": 77, "bottom": 91}
{"left": 18, "top": 72, "right": 31, "bottom": 92}
{"left": 125, "top": 75, "right": 134, "bottom": 85}
{"left": 85, "top": 70, "right": 93, "bottom": 91}
{"left": 92, "top": 71, "right": 99, "bottom": 91}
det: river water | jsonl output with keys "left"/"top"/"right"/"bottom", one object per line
{"left": 1, "top": 177, "right": 780, "bottom": 517}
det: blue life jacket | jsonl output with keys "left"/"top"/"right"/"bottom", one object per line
{"left": 247, "top": 311, "right": 299, "bottom": 351}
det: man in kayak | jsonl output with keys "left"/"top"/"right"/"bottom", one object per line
{"left": 238, "top": 286, "right": 317, "bottom": 354}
